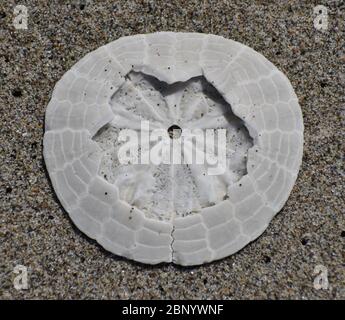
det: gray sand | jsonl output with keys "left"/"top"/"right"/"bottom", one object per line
{"left": 0, "top": 0, "right": 344, "bottom": 299}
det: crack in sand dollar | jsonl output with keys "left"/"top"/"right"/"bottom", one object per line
{"left": 43, "top": 32, "right": 303, "bottom": 266}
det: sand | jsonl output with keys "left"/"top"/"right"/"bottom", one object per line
{"left": 0, "top": 0, "right": 344, "bottom": 299}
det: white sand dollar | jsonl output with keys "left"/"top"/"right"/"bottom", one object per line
{"left": 44, "top": 32, "right": 303, "bottom": 266}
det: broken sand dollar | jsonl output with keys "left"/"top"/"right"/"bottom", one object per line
{"left": 43, "top": 32, "right": 303, "bottom": 266}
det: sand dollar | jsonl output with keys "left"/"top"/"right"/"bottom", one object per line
{"left": 43, "top": 32, "right": 303, "bottom": 266}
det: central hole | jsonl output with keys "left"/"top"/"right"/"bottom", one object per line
{"left": 167, "top": 124, "right": 182, "bottom": 139}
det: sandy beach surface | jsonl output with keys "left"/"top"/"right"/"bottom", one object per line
{"left": 0, "top": 0, "right": 344, "bottom": 299}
